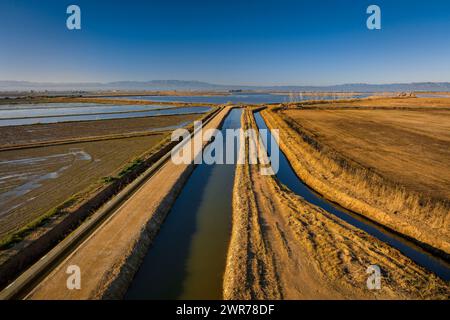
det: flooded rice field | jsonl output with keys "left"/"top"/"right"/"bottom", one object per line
{"left": 0, "top": 104, "right": 178, "bottom": 118}
{"left": 0, "top": 105, "right": 211, "bottom": 127}
{"left": 0, "top": 149, "right": 92, "bottom": 218}
{"left": 0, "top": 102, "right": 209, "bottom": 238}
{"left": 0, "top": 113, "right": 202, "bottom": 148}
{"left": 0, "top": 135, "right": 165, "bottom": 237}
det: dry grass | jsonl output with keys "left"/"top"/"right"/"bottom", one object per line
{"left": 290, "top": 97, "right": 450, "bottom": 110}
{"left": 224, "top": 110, "right": 282, "bottom": 300}
{"left": 261, "top": 106, "right": 450, "bottom": 254}
{"left": 284, "top": 109, "right": 450, "bottom": 200}
{"left": 223, "top": 109, "right": 449, "bottom": 299}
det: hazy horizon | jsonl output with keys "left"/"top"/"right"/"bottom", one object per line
{"left": 1, "top": 79, "right": 450, "bottom": 86}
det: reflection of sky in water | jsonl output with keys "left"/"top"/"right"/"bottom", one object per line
{"left": 0, "top": 103, "right": 112, "bottom": 110}
{"left": 0, "top": 149, "right": 92, "bottom": 217}
{"left": 0, "top": 104, "right": 178, "bottom": 119}
{"left": 0, "top": 106, "right": 211, "bottom": 127}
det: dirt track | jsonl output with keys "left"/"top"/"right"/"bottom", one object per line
{"left": 26, "top": 106, "right": 232, "bottom": 299}
{"left": 223, "top": 110, "right": 449, "bottom": 300}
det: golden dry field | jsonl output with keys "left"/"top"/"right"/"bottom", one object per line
{"left": 224, "top": 110, "right": 449, "bottom": 299}
{"left": 262, "top": 98, "right": 450, "bottom": 254}
{"left": 283, "top": 108, "right": 450, "bottom": 200}
{"left": 299, "top": 97, "right": 450, "bottom": 110}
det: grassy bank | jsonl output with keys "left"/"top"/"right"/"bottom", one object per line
{"left": 223, "top": 109, "right": 449, "bottom": 299}
{"left": 261, "top": 107, "right": 450, "bottom": 255}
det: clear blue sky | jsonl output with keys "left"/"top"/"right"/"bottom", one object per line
{"left": 1, "top": 0, "right": 449, "bottom": 85}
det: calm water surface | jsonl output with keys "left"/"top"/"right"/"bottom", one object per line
{"left": 0, "top": 106, "right": 211, "bottom": 127}
{"left": 125, "top": 108, "right": 243, "bottom": 299}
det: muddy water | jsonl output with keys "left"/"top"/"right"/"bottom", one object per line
{"left": 125, "top": 108, "right": 243, "bottom": 299}
{"left": 254, "top": 112, "right": 450, "bottom": 281}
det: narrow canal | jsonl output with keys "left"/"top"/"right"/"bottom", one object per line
{"left": 254, "top": 111, "right": 450, "bottom": 281}
{"left": 125, "top": 108, "right": 243, "bottom": 299}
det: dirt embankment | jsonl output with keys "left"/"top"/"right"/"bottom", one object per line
{"left": 223, "top": 109, "right": 449, "bottom": 299}
{"left": 261, "top": 107, "right": 450, "bottom": 255}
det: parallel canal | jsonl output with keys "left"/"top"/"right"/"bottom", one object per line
{"left": 125, "top": 108, "right": 243, "bottom": 299}
{"left": 254, "top": 111, "right": 450, "bottom": 281}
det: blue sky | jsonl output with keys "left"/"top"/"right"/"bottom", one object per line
{"left": 1, "top": 0, "right": 449, "bottom": 85}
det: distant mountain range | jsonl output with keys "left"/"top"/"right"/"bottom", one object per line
{"left": 1, "top": 80, "right": 449, "bottom": 92}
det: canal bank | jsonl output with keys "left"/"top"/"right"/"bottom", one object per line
{"left": 24, "top": 106, "right": 233, "bottom": 300}
{"left": 223, "top": 109, "right": 449, "bottom": 299}
{"left": 125, "top": 108, "right": 243, "bottom": 299}
{"left": 254, "top": 111, "right": 450, "bottom": 281}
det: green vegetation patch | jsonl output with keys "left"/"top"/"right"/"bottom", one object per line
{"left": 118, "top": 159, "right": 144, "bottom": 177}
{"left": 0, "top": 196, "right": 78, "bottom": 250}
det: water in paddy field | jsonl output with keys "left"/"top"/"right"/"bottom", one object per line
{"left": 254, "top": 112, "right": 450, "bottom": 281}
{"left": 0, "top": 149, "right": 92, "bottom": 218}
{"left": 125, "top": 108, "right": 243, "bottom": 300}
{"left": 109, "top": 93, "right": 372, "bottom": 104}
{"left": 0, "top": 104, "right": 178, "bottom": 118}
{"left": 0, "top": 106, "right": 211, "bottom": 127}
